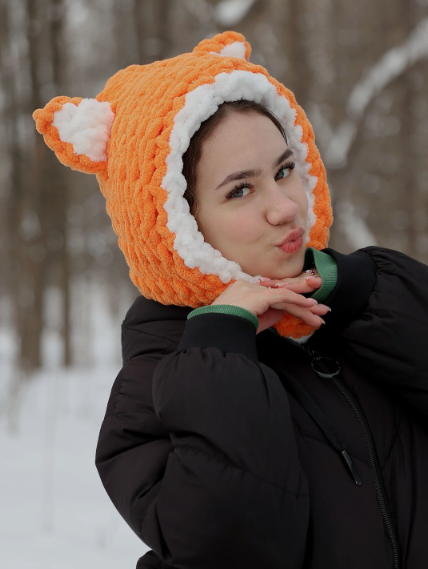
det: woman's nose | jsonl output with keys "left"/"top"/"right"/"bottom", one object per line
{"left": 265, "top": 184, "right": 298, "bottom": 225}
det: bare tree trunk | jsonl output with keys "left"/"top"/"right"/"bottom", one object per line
{"left": 0, "top": 0, "right": 47, "bottom": 431}
{"left": 50, "top": 0, "right": 72, "bottom": 366}
{"left": 133, "top": 0, "right": 173, "bottom": 64}
{"left": 397, "top": 1, "right": 419, "bottom": 260}
{"left": 0, "top": 0, "right": 25, "bottom": 432}
{"left": 23, "top": 0, "right": 48, "bottom": 371}
{"left": 286, "top": 0, "right": 310, "bottom": 109}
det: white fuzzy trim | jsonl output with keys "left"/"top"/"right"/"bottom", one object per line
{"left": 210, "top": 41, "right": 247, "bottom": 60}
{"left": 162, "top": 70, "right": 318, "bottom": 290}
{"left": 52, "top": 98, "right": 114, "bottom": 162}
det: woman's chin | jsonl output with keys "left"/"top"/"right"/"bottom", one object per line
{"left": 241, "top": 250, "right": 306, "bottom": 280}
{"left": 257, "top": 262, "right": 305, "bottom": 281}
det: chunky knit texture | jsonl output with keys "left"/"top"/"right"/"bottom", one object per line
{"left": 32, "top": 31, "right": 333, "bottom": 340}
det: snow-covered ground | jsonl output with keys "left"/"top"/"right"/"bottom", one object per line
{"left": 0, "top": 284, "right": 150, "bottom": 568}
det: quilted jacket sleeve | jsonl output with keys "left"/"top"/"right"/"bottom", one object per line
{"left": 95, "top": 312, "right": 309, "bottom": 569}
{"left": 323, "top": 246, "right": 428, "bottom": 418}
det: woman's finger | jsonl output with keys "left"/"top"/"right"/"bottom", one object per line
{"left": 261, "top": 277, "right": 322, "bottom": 294}
{"left": 282, "top": 281, "right": 321, "bottom": 294}
{"left": 270, "top": 301, "right": 325, "bottom": 327}
{"left": 305, "top": 276, "right": 322, "bottom": 286}
{"left": 266, "top": 286, "right": 320, "bottom": 308}
{"left": 309, "top": 303, "right": 331, "bottom": 315}
{"left": 271, "top": 300, "right": 330, "bottom": 317}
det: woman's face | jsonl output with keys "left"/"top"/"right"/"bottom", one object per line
{"left": 193, "top": 111, "right": 309, "bottom": 279}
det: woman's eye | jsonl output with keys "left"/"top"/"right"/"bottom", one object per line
{"left": 225, "top": 162, "right": 295, "bottom": 200}
{"left": 276, "top": 162, "right": 295, "bottom": 180}
{"left": 226, "top": 185, "right": 252, "bottom": 199}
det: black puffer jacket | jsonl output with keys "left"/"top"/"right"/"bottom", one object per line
{"left": 95, "top": 246, "right": 428, "bottom": 569}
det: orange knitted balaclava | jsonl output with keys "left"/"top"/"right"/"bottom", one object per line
{"left": 33, "top": 31, "right": 332, "bottom": 340}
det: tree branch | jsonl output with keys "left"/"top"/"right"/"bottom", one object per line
{"left": 325, "top": 18, "right": 428, "bottom": 168}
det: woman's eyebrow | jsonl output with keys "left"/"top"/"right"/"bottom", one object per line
{"left": 215, "top": 148, "right": 294, "bottom": 190}
{"left": 274, "top": 148, "right": 294, "bottom": 167}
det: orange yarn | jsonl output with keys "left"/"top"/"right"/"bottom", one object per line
{"left": 33, "top": 31, "right": 333, "bottom": 339}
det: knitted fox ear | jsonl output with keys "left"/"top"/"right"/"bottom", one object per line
{"left": 193, "top": 31, "right": 251, "bottom": 61}
{"left": 33, "top": 96, "right": 114, "bottom": 174}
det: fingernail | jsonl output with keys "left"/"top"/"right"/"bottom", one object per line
{"left": 318, "top": 304, "right": 332, "bottom": 312}
{"left": 318, "top": 318, "right": 326, "bottom": 325}
{"left": 274, "top": 283, "right": 285, "bottom": 288}
{"left": 259, "top": 277, "right": 271, "bottom": 282}
{"left": 308, "top": 298, "right": 318, "bottom": 305}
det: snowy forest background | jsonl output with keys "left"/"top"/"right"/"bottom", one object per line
{"left": 1, "top": 0, "right": 428, "bottom": 566}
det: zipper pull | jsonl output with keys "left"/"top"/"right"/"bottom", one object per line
{"left": 340, "top": 450, "right": 362, "bottom": 485}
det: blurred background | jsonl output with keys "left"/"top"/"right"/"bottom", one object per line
{"left": 0, "top": 0, "right": 427, "bottom": 566}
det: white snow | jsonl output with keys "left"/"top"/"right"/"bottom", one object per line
{"left": 0, "top": 283, "right": 150, "bottom": 568}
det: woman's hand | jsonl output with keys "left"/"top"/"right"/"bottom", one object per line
{"left": 256, "top": 270, "right": 329, "bottom": 333}
{"left": 258, "top": 269, "right": 323, "bottom": 295}
{"left": 212, "top": 276, "right": 331, "bottom": 334}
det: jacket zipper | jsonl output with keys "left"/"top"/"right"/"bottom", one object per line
{"left": 327, "top": 374, "right": 401, "bottom": 569}
{"left": 268, "top": 329, "right": 401, "bottom": 569}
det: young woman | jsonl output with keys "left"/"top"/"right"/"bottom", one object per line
{"left": 33, "top": 32, "right": 428, "bottom": 569}
{"left": 182, "top": 99, "right": 330, "bottom": 332}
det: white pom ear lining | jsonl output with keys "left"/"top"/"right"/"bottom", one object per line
{"left": 52, "top": 98, "right": 114, "bottom": 162}
{"left": 210, "top": 41, "right": 247, "bottom": 60}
